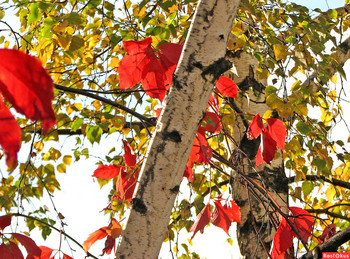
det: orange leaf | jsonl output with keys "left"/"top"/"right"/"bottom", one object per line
{"left": 106, "top": 218, "right": 122, "bottom": 239}
{"left": 83, "top": 227, "right": 108, "bottom": 252}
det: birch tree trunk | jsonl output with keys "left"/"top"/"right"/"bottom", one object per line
{"left": 116, "top": 0, "right": 240, "bottom": 258}
{"left": 226, "top": 45, "right": 288, "bottom": 257}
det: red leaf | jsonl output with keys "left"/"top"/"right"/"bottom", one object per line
{"left": 266, "top": 118, "right": 287, "bottom": 150}
{"left": 215, "top": 76, "right": 238, "bottom": 98}
{"left": 33, "top": 246, "right": 54, "bottom": 259}
{"left": 118, "top": 53, "right": 149, "bottom": 89}
{"left": 0, "top": 49, "right": 56, "bottom": 134}
{"left": 9, "top": 241, "right": 24, "bottom": 259}
{"left": 255, "top": 148, "right": 264, "bottom": 167}
{"left": 116, "top": 170, "right": 139, "bottom": 202}
{"left": 188, "top": 133, "right": 212, "bottom": 164}
{"left": 92, "top": 164, "right": 123, "bottom": 180}
{"left": 271, "top": 207, "right": 313, "bottom": 259}
{"left": 211, "top": 198, "right": 241, "bottom": 235}
{"left": 83, "top": 227, "right": 108, "bottom": 252}
{"left": 207, "top": 93, "right": 220, "bottom": 113}
{"left": 289, "top": 207, "right": 313, "bottom": 242}
{"left": 247, "top": 114, "right": 264, "bottom": 139}
{"left": 122, "top": 140, "right": 137, "bottom": 167}
{"left": 198, "top": 112, "right": 221, "bottom": 134}
{"left": 154, "top": 108, "right": 162, "bottom": 118}
{"left": 123, "top": 37, "right": 153, "bottom": 54}
{"left": 158, "top": 43, "right": 183, "bottom": 86}
{"left": 0, "top": 243, "right": 14, "bottom": 259}
{"left": 260, "top": 129, "right": 277, "bottom": 164}
{"left": 0, "top": 97, "right": 21, "bottom": 169}
{"left": 0, "top": 214, "right": 12, "bottom": 230}
{"left": 197, "top": 133, "right": 212, "bottom": 164}
{"left": 11, "top": 233, "right": 41, "bottom": 257}
{"left": 101, "top": 235, "right": 115, "bottom": 256}
{"left": 183, "top": 160, "right": 193, "bottom": 183}
{"left": 189, "top": 203, "right": 211, "bottom": 239}
{"left": 62, "top": 254, "right": 73, "bottom": 259}
{"left": 106, "top": 218, "right": 122, "bottom": 239}
{"left": 318, "top": 223, "right": 336, "bottom": 244}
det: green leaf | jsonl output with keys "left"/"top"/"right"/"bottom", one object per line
{"left": 296, "top": 121, "right": 313, "bottom": 135}
{"left": 71, "top": 118, "right": 84, "bottom": 131}
{"left": 68, "top": 35, "right": 85, "bottom": 52}
{"left": 65, "top": 13, "right": 83, "bottom": 25}
{"left": 302, "top": 181, "right": 314, "bottom": 197}
{"left": 86, "top": 125, "right": 103, "bottom": 144}
{"left": 28, "top": 3, "right": 41, "bottom": 24}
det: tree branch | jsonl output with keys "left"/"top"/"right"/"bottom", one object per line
{"left": 54, "top": 84, "right": 156, "bottom": 126}
{"left": 288, "top": 175, "right": 350, "bottom": 190}
{"left": 12, "top": 213, "right": 98, "bottom": 259}
{"left": 302, "top": 227, "right": 350, "bottom": 259}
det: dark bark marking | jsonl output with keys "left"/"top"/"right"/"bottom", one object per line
{"left": 169, "top": 185, "right": 180, "bottom": 193}
{"left": 131, "top": 198, "right": 148, "bottom": 214}
{"left": 339, "top": 40, "right": 350, "bottom": 53}
{"left": 201, "top": 57, "right": 232, "bottom": 81}
{"left": 157, "top": 143, "right": 165, "bottom": 153}
{"left": 162, "top": 130, "right": 182, "bottom": 143}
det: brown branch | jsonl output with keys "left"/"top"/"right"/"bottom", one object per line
{"left": 54, "top": 84, "right": 157, "bottom": 126}
{"left": 302, "top": 227, "right": 350, "bottom": 259}
{"left": 288, "top": 175, "right": 350, "bottom": 190}
{"left": 23, "top": 120, "right": 154, "bottom": 135}
{"left": 306, "top": 208, "right": 350, "bottom": 222}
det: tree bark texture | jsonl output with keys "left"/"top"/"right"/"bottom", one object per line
{"left": 116, "top": 0, "right": 241, "bottom": 258}
{"left": 227, "top": 49, "right": 288, "bottom": 258}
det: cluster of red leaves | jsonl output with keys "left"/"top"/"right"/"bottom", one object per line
{"left": 0, "top": 214, "right": 42, "bottom": 258}
{"left": 83, "top": 218, "right": 122, "bottom": 255}
{"left": 189, "top": 196, "right": 241, "bottom": 239}
{"left": 118, "top": 37, "right": 183, "bottom": 102}
{"left": 247, "top": 114, "right": 287, "bottom": 166}
{"left": 29, "top": 246, "right": 73, "bottom": 259}
{"left": 271, "top": 207, "right": 314, "bottom": 259}
{"left": 184, "top": 76, "right": 238, "bottom": 182}
{"left": 92, "top": 140, "right": 139, "bottom": 202}
{"left": 0, "top": 49, "right": 56, "bottom": 169}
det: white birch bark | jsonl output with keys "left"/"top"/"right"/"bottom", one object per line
{"left": 116, "top": 0, "right": 241, "bottom": 258}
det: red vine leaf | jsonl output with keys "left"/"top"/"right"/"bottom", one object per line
{"left": 189, "top": 203, "right": 211, "bottom": 240}
{"left": 115, "top": 170, "right": 139, "bottom": 202}
{"left": 92, "top": 164, "right": 123, "bottom": 180}
{"left": 271, "top": 207, "right": 313, "bottom": 259}
{"left": 211, "top": 197, "right": 241, "bottom": 235}
{"left": 9, "top": 241, "right": 24, "bottom": 259}
{"left": 0, "top": 49, "right": 56, "bottom": 134}
{"left": 0, "top": 243, "right": 13, "bottom": 258}
{"left": 33, "top": 246, "right": 54, "bottom": 259}
{"left": 318, "top": 223, "right": 336, "bottom": 244}
{"left": 0, "top": 97, "right": 21, "bottom": 169}
{"left": 198, "top": 112, "right": 221, "bottom": 134}
{"left": 0, "top": 214, "right": 12, "bottom": 230}
{"left": 83, "top": 227, "right": 108, "bottom": 252}
{"left": 247, "top": 114, "right": 264, "bottom": 140}
{"left": 259, "top": 129, "right": 277, "bottom": 166}
{"left": 118, "top": 37, "right": 182, "bottom": 101}
{"left": 11, "top": 233, "right": 41, "bottom": 257}
{"left": 266, "top": 118, "right": 287, "bottom": 150}
{"left": 122, "top": 140, "right": 137, "bottom": 167}
{"left": 215, "top": 76, "right": 238, "bottom": 98}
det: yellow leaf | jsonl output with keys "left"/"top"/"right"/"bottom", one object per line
{"left": 262, "top": 110, "right": 273, "bottom": 119}
{"left": 326, "top": 185, "right": 336, "bottom": 202}
{"left": 328, "top": 90, "right": 337, "bottom": 102}
{"left": 321, "top": 108, "right": 333, "bottom": 126}
{"left": 331, "top": 75, "right": 337, "bottom": 85}
{"left": 273, "top": 44, "right": 289, "bottom": 61}
{"left": 63, "top": 155, "right": 72, "bottom": 166}
{"left": 92, "top": 100, "right": 101, "bottom": 111}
